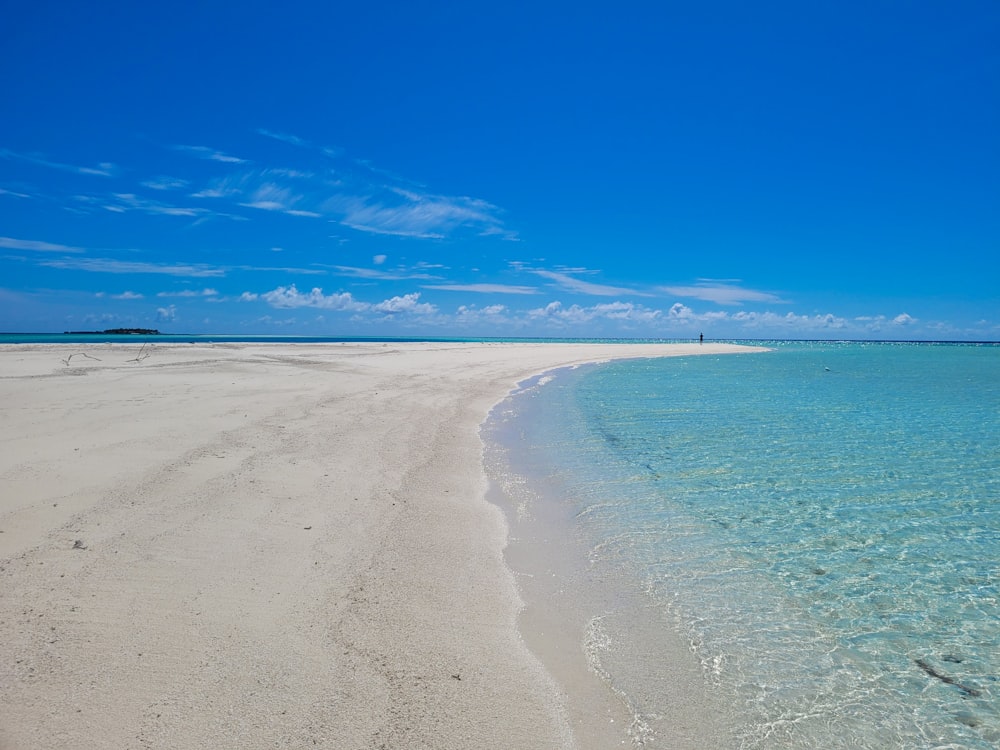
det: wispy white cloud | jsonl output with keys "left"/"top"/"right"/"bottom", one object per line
{"left": 0, "top": 148, "right": 116, "bottom": 176}
{"left": 235, "top": 264, "right": 326, "bottom": 275}
{"left": 331, "top": 188, "right": 511, "bottom": 240}
{"left": 256, "top": 129, "right": 311, "bottom": 148}
{"left": 190, "top": 177, "right": 242, "bottom": 199}
{"left": 269, "top": 168, "right": 314, "bottom": 179}
{"left": 326, "top": 264, "right": 441, "bottom": 281}
{"left": 353, "top": 159, "right": 415, "bottom": 185}
{"left": 531, "top": 269, "right": 642, "bottom": 296}
{"left": 109, "top": 193, "right": 211, "bottom": 217}
{"left": 156, "top": 288, "right": 219, "bottom": 298}
{"left": 660, "top": 280, "right": 787, "bottom": 305}
{"left": 172, "top": 144, "right": 249, "bottom": 164}
{"left": 111, "top": 291, "right": 144, "bottom": 300}
{"left": 0, "top": 187, "right": 35, "bottom": 199}
{"left": 240, "top": 183, "right": 300, "bottom": 212}
{"left": 141, "top": 176, "right": 190, "bottom": 191}
{"left": 424, "top": 283, "right": 538, "bottom": 294}
{"left": 0, "top": 236, "right": 85, "bottom": 253}
{"left": 40, "top": 257, "right": 225, "bottom": 277}
{"left": 373, "top": 254, "right": 387, "bottom": 265}
{"left": 193, "top": 173, "right": 320, "bottom": 217}
{"left": 255, "top": 131, "right": 331, "bottom": 165}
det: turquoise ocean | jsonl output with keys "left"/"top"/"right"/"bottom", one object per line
{"left": 484, "top": 342, "right": 998, "bottom": 749}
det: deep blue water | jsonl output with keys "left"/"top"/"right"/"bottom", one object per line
{"left": 487, "top": 342, "right": 999, "bottom": 749}
{"left": 3, "top": 333, "right": 993, "bottom": 346}
{"left": 0, "top": 333, "right": 694, "bottom": 345}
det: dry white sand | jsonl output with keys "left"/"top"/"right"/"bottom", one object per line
{"left": 0, "top": 341, "right": 760, "bottom": 749}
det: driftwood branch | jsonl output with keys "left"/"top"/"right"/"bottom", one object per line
{"left": 127, "top": 343, "right": 152, "bottom": 363}
{"left": 61, "top": 352, "right": 103, "bottom": 366}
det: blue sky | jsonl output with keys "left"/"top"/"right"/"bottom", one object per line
{"left": 2, "top": 1, "right": 997, "bottom": 339}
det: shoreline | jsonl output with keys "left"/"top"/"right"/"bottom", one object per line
{"left": 0, "top": 341, "right": 762, "bottom": 748}
{"left": 483, "top": 365, "right": 740, "bottom": 747}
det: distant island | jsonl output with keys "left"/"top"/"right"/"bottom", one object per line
{"left": 64, "top": 328, "right": 161, "bottom": 335}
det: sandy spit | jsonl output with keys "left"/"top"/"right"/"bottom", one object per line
{"left": 0, "top": 341, "right": 760, "bottom": 749}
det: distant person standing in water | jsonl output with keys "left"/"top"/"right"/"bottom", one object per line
{"left": 699, "top": 333, "right": 704, "bottom": 344}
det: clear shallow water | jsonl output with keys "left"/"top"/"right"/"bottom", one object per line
{"left": 486, "top": 343, "right": 999, "bottom": 749}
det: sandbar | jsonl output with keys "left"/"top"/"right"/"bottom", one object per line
{"left": 0, "top": 341, "right": 760, "bottom": 749}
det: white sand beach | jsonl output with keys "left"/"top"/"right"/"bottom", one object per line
{"left": 0, "top": 341, "right": 759, "bottom": 749}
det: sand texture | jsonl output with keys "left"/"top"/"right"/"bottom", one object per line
{"left": 0, "top": 341, "right": 757, "bottom": 749}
